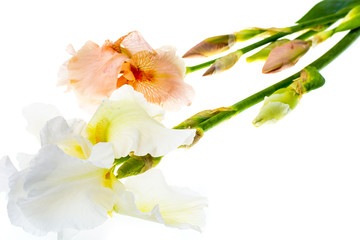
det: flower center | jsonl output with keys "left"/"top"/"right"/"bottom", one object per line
{"left": 120, "top": 61, "right": 152, "bottom": 83}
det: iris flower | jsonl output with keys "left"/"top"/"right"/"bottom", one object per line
{"left": 5, "top": 144, "right": 206, "bottom": 238}
{"left": 58, "top": 31, "right": 194, "bottom": 111}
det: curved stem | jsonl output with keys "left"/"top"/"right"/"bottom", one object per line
{"left": 178, "top": 28, "right": 360, "bottom": 132}
{"left": 185, "top": 11, "right": 347, "bottom": 74}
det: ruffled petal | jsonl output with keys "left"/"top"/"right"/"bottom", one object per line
{"left": 63, "top": 40, "right": 128, "bottom": 106}
{"left": 57, "top": 45, "right": 76, "bottom": 87}
{"left": 115, "top": 31, "right": 154, "bottom": 56}
{"left": 8, "top": 144, "right": 122, "bottom": 234}
{"left": 84, "top": 85, "right": 196, "bottom": 158}
{"left": 126, "top": 46, "right": 194, "bottom": 111}
{"left": 0, "top": 156, "right": 17, "bottom": 192}
{"left": 87, "top": 142, "right": 115, "bottom": 169}
{"left": 117, "top": 169, "right": 207, "bottom": 231}
{"left": 40, "top": 116, "right": 92, "bottom": 159}
{"left": 23, "top": 103, "right": 61, "bottom": 140}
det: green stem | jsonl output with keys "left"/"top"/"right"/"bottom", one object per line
{"left": 185, "top": 11, "right": 347, "bottom": 74}
{"left": 179, "top": 28, "right": 360, "bottom": 132}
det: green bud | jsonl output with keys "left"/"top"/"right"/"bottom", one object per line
{"left": 246, "top": 39, "right": 289, "bottom": 62}
{"left": 291, "top": 66, "right": 325, "bottom": 95}
{"left": 262, "top": 40, "right": 311, "bottom": 74}
{"left": 182, "top": 34, "right": 236, "bottom": 58}
{"left": 335, "top": 5, "right": 360, "bottom": 32}
{"left": 203, "top": 51, "right": 242, "bottom": 76}
{"left": 174, "top": 107, "right": 235, "bottom": 129}
{"left": 252, "top": 88, "right": 300, "bottom": 127}
{"left": 116, "top": 153, "right": 162, "bottom": 179}
{"left": 301, "top": 66, "right": 326, "bottom": 93}
{"left": 311, "top": 30, "right": 335, "bottom": 46}
{"left": 234, "top": 28, "right": 266, "bottom": 41}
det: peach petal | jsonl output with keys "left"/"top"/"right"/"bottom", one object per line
{"left": 115, "top": 31, "right": 154, "bottom": 56}
{"left": 127, "top": 47, "right": 194, "bottom": 111}
{"left": 66, "top": 40, "right": 128, "bottom": 105}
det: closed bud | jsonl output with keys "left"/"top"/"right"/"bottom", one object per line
{"left": 174, "top": 107, "right": 234, "bottom": 129}
{"left": 203, "top": 51, "right": 242, "bottom": 76}
{"left": 254, "top": 66, "right": 325, "bottom": 127}
{"left": 182, "top": 34, "right": 236, "bottom": 58}
{"left": 252, "top": 87, "right": 300, "bottom": 127}
{"left": 234, "top": 28, "right": 266, "bottom": 41}
{"left": 246, "top": 39, "right": 289, "bottom": 62}
{"left": 262, "top": 40, "right": 311, "bottom": 73}
{"left": 116, "top": 153, "right": 162, "bottom": 179}
{"left": 335, "top": 5, "right": 360, "bottom": 32}
{"left": 291, "top": 66, "right": 325, "bottom": 95}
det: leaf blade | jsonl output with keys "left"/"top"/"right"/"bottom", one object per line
{"left": 296, "top": 0, "right": 360, "bottom": 23}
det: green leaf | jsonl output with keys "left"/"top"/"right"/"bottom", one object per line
{"left": 297, "top": 0, "right": 360, "bottom": 23}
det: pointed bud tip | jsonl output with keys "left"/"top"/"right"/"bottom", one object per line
{"left": 202, "top": 65, "right": 216, "bottom": 76}
{"left": 182, "top": 51, "right": 206, "bottom": 58}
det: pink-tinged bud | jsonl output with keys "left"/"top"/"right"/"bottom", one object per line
{"left": 246, "top": 39, "right": 289, "bottom": 62}
{"left": 203, "top": 51, "right": 242, "bottom": 76}
{"left": 262, "top": 40, "right": 311, "bottom": 74}
{"left": 182, "top": 34, "right": 236, "bottom": 58}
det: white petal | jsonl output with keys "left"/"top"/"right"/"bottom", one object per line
{"left": 0, "top": 156, "right": 17, "bottom": 192}
{"left": 115, "top": 190, "right": 165, "bottom": 224}
{"left": 8, "top": 145, "right": 122, "bottom": 234}
{"left": 23, "top": 103, "right": 61, "bottom": 140}
{"left": 87, "top": 142, "right": 114, "bottom": 169}
{"left": 57, "top": 229, "right": 79, "bottom": 240}
{"left": 40, "top": 116, "right": 92, "bottom": 159}
{"left": 119, "top": 169, "right": 207, "bottom": 231}
{"left": 16, "top": 152, "right": 34, "bottom": 170}
{"left": 7, "top": 170, "right": 47, "bottom": 236}
{"left": 85, "top": 85, "right": 196, "bottom": 158}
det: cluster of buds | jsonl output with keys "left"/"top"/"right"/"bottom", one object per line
{"left": 253, "top": 66, "right": 325, "bottom": 126}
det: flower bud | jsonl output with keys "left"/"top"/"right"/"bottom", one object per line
{"left": 335, "top": 5, "right": 360, "bottom": 32}
{"left": 252, "top": 87, "right": 300, "bottom": 127}
{"left": 174, "top": 107, "right": 235, "bottom": 129}
{"left": 262, "top": 40, "right": 311, "bottom": 74}
{"left": 253, "top": 66, "right": 325, "bottom": 127}
{"left": 234, "top": 28, "right": 266, "bottom": 41}
{"left": 246, "top": 39, "right": 289, "bottom": 62}
{"left": 116, "top": 153, "right": 162, "bottom": 179}
{"left": 182, "top": 34, "right": 236, "bottom": 58}
{"left": 291, "top": 66, "right": 325, "bottom": 95}
{"left": 203, "top": 51, "right": 242, "bottom": 76}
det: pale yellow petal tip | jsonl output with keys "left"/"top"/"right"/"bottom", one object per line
{"left": 252, "top": 118, "right": 265, "bottom": 127}
{"left": 252, "top": 99, "right": 295, "bottom": 127}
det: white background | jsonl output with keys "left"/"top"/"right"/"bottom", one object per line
{"left": 1, "top": 0, "right": 360, "bottom": 239}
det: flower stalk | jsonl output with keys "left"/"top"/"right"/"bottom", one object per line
{"left": 177, "top": 27, "right": 360, "bottom": 132}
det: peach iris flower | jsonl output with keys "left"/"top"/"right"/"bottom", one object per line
{"left": 58, "top": 31, "right": 194, "bottom": 111}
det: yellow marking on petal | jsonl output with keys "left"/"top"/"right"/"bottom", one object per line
{"left": 87, "top": 118, "right": 111, "bottom": 144}
{"left": 58, "top": 140, "right": 87, "bottom": 159}
{"left": 107, "top": 211, "right": 113, "bottom": 217}
{"left": 102, "top": 170, "right": 117, "bottom": 190}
